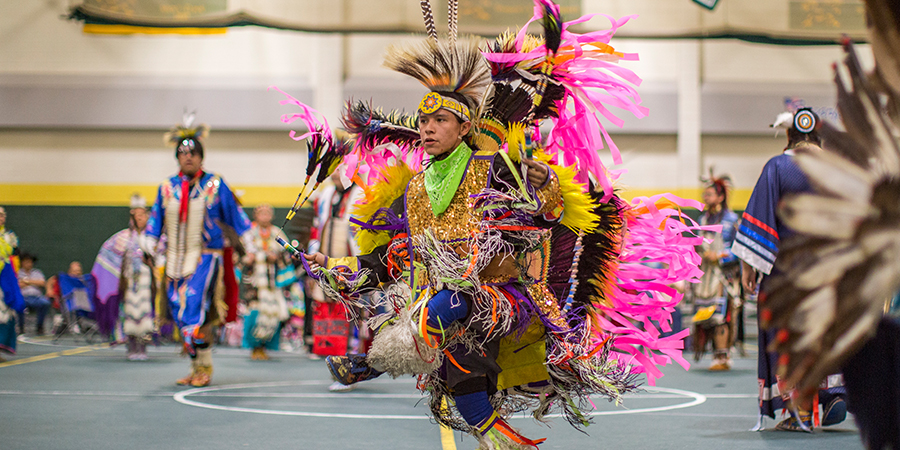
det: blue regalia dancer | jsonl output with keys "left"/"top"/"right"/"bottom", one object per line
{"left": 141, "top": 113, "right": 256, "bottom": 387}
{"left": 734, "top": 108, "right": 847, "bottom": 432}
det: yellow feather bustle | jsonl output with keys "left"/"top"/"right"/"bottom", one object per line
{"left": 532, "top": 150, "right": 600, "bottom": 234}
{"left": 351, "top": 163, "right": 418, "bottom": 255}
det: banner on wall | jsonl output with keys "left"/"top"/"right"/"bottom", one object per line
{"left": 75, "top": 0, "right": 229, "bottom": 34}
{"left": 68, "top": 0, "right": 868, "bottom": 44}
{"left": 693, "top": 0, "right": 720, "bottom": 11}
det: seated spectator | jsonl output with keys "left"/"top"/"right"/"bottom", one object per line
{"left": 16, "top": 253, "right": 49, "bottom": 335}
{"left": 59, "top": 262, "right": 93, "bottom": 313}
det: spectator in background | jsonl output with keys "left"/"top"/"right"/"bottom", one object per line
{"left": 61, "top": 261, "right": 92, "bottom": 310}
{"left": 67, "top": 261, "right": 82, "bottom": 277}
{"left": 56, "top": 261, "right": 96, "bottom": 336}
{"left": 241, "top": 204, "right": 290, "bottom": 361}
{"left": 16, "top": 253, "right": 49, "bottom": 335}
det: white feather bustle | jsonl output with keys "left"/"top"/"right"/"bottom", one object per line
{"left": 366, "top": 306, "right": 441, "bottom": 377}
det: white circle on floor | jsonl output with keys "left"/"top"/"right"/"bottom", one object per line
{"left": 173, "top": 381, "right": 706, "bottom": 419}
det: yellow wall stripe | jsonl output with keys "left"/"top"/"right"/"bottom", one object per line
{"left": 0, "top": 184, "right": 310, "bottom": 208}
{"left": 0, "top": 184, "right": 755, "bottom": 211}
{"left": 619, "top": 188, "right": 753, "bottom": 211}
{"left": 82, "top": 24, "right": 227, "bottom": 35}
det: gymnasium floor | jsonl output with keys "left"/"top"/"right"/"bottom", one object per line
{"left": 1, "top": 333, "right": 861, "bottom": 450}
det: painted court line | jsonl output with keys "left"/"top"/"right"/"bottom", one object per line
{"left": 0, "top": 390, "right": 755, "bottom": 400}
{"left": 0, "top": 390, "right": 175, "bottom": 397}
{"left": 439, "top": 397, "right": 457, "bottom": 450}
{"left": 172, "top": 383, "right": 710, "bottom": 420}
{"left": 0, "top": 343, "right": 108, "bottom": 368}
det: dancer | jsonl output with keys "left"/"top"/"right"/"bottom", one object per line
{"left": 141, "top": 114, "right": 254, "bottom": 386}
{"left": 690, "top": 172, "right": 740, "bottom": 371}
{"left": 93, "top": 194, "right": 156, "bottom": 360}
{"left": 0, "top": 220, "right": 23, "bottom": 360}
{"left": 734, "top": 108, "right": 846, "bottom": 431}
{"left": 0, "top": 207, "right": 18, "bottom": 270}
{"left": 241, "top": 204, "right": 290, "bottom": 361}
{"left": 758, "top": 1, "right": 900, "bottom": 445}
{"left": 284, "top": 1, "right": 702, "bottom": 447}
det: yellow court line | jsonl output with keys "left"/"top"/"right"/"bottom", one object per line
{"left": 440, "top": 397, "right": 458, "bottom": 450}
{"left": 0, "top": 344, "right": 109, "bottom": 368}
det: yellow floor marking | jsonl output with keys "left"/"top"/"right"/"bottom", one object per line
{"left": 440, "top": 397, "right": 458, "bottom": 450}
{"left": 0, "top": 344, "right": 108, "bottom": 368}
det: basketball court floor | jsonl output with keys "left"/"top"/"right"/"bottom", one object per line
{"left": 0, "top": 333, "right": 861, "bottom": 450}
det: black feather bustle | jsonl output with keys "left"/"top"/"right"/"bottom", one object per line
{"left": 483, "top": 83, "right": 534, "bottom": 125}
{"left": 340, "top": 100, "right": 420, "bottom": 152}
{"left": 547, "top": 191, "right": 625, "bottom": 322}
{"left": 568, "top": 193, "right": 625, "bottom": 317}
{"left": 534, "top": 82, "right": 565, "bottom": 119}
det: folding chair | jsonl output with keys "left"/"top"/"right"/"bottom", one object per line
{"left": 52, "top": 274, "right": 100, "bottom": 344}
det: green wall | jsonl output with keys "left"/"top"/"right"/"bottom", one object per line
{"left": 5, "top": 205, "right": 313, "bottom": 278}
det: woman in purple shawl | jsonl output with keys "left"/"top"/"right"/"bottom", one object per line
{"left": 92, "top": 195, "right": 156, "bottom": 360}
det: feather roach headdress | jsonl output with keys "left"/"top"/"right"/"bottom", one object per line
{"left": 770, "top": 107, "right": 821, "bottom": 148}
{"left": 164, "top": 110, "right": 209, "bottom": 158}
{"left": 700, "top": 168, "right": 732, "bottom": 208}
{"left": 384, "top": 37, "right": 490, "bottom": 122}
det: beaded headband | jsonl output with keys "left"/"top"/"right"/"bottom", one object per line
{"left": 419, "top": 91, "right": 471, "bottom": 122}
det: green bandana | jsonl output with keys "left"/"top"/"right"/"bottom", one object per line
{"left": 424, "top": 142, "right": 473, "bottom": 216}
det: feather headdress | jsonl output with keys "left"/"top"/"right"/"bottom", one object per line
{"left": 163, "top": 110, "right": 209, "bottom": 147}
{"left": 383, "top": 37, "right": 490, "bottom": 113}
{"left": 700, "top": 168, "right": 733, "bottom": 207}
